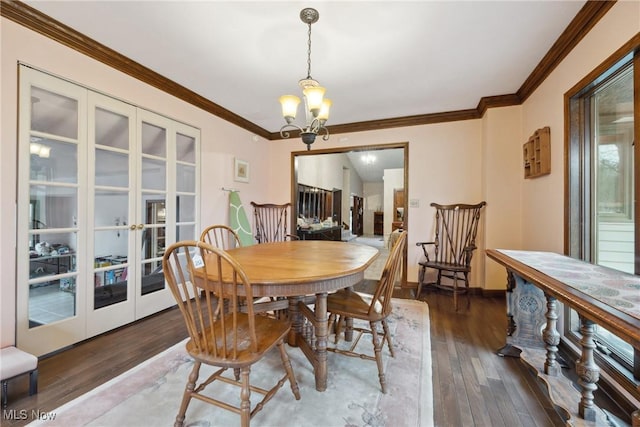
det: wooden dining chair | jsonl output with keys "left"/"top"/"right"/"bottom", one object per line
{"left": 199, "top": 224, "right": 287, "bottom": 318}
{"left": 249, "top": 202, "right": 298, "bottom": 318}
{"left": 162, "top": 241, "right": 300, "bottom": 427}
{"left": 250, "top": 202, "right": 299, "bottom": 243}
{"left": 415, "top": 201, "right": 486, "bottom": 310}
{"left": 326, "top": 230, "right": 407, "bottom": 394}
{"left": 200, "top": 224, "right": 242, "bottom": 250}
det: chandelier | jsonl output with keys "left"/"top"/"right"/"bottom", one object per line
{"left": 279, "top": 7, "right": 331, "bottom": 151}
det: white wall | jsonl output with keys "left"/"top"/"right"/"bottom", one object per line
{"left": 383, "top": 168, "right": 404, "bottom": 239}
{"left": 481, "top": 106, "right": 523, "bottom": 290}
{"left": 363, "top": 182, "right": 383, "bottom": 235}
{"left": 297, "top": 152, "right": 351, "bottom": 190}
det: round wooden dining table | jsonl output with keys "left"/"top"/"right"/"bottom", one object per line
{"left": 197, "top": 240, "right": 379, "bottom": 392}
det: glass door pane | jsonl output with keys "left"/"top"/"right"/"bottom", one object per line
{"left": 141, "top": 196, "right": 166, "bottom": 295}
{"left": 31, "top": 86, "right": 78, "bottom": 139}
{"left": 175, "top": 131, "right": 198, "bottom": 242}
{"left": 140, "top": 120, "right": 167, "bottom": 297}
{"left": 93, "top": 108, "right": 132, "bottom": 310}
{"left": 28, "top": 121, "right": 80, "bottom": 327}
{"left": 594, "top": 67, "right": 634, "bottom": 273}
{"left": 590, "top": 65, "right": 635, "bottom": 367}
{"left": 93, "top": 189, "right": 129, "bottom": 309}
{"left": 29, "top": 230, "right": 77, "bottom": 327}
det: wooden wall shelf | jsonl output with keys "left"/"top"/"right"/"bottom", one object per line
{"left": 523, "top": 126, "right": 550, "bottom": 179}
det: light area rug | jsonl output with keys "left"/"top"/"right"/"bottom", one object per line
{"left": 30, "top": 299, "right": 432, "bottom": 427}
{"left": 364, "top": 246, "right": 389, "bottom": 281}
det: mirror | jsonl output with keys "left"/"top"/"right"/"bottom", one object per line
{"left": 291, "top": 142, "right": 408, "bottom": 285}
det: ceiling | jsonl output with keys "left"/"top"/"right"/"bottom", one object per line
{"left": 21, "top": 0, "right": 588, "bottom": 137}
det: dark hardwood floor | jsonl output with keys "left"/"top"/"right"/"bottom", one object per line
{"left": 415, "top": 291, "right": 565, "bottom": 427}
{"left": 2, "top": 290, "right": 568, "bottom": 426}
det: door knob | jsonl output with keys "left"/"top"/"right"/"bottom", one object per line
{"left": 137, "top": 224, "right": 144, "bottom": 230}
{"left": 129, "top": 225, "right": 136, "bottom": 230}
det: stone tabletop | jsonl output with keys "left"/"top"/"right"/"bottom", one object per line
{"left": 497, "top": 249, "right": 640, "bottom": 319}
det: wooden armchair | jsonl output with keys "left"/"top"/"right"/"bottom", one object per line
{"left": 162, "top": 241, "right": 300, "bottom": 427}
{"left": 415, "top": 201, "right": 486, "bottom": 310}
{"left": 326, "top": 231, "right": 407, "bottom": 393}
{"left": 200, "top": 224, "right": 242, "bottom": 250}
{"left": 250, "top": 202, "right": 299, "bottom": 243}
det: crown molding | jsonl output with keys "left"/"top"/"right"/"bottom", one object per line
{"left": 517, "top": 0, "right": 616, "bottom": 102}
{"left": 1, "top": 0, "right": 272, "bottom": 139}
{"left": 1, "top": 0, "right": 616, "bottom": 140}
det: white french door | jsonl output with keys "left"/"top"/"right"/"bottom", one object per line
{"left": 135, "top": 109, "right": 176, "bottom": 319}
{"left": 17, "top": 66, "right": 200, "bottom": 356}
{"left": 135, "top": 115, "right": 200, "bottom": 318}
{"left": 86, "top": 92, "right": 137, "bottom": 336}
{"left": 17, "top": 68, "right": 88, "bottom": 355}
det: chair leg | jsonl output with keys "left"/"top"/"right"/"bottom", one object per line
{"left": 175, "top": 361, "right": 201, "bottom": 427}
{"left": 29, "top": 369, "right": 38, "bottom": 395}
{"left": 331, "top": 315, "right": 355, "bottom": 342}
{"left": 278, "top": 341, "right": 301, "bottom": 400}
{"left": 239, "top": 367, "right": 251, "bottom": 427}
{"left": 344, "top": 316, "right": 354, "bottom": 342}
{"left": 1, "top": 380, "right": 7, "bottom": 408}
{"left": 464, "top": 272, "right": 471, "bottom": 308}
{"left": 370, "top": 321, "right": 387, "bottom": 394}
{"left": 453, "top": 272, "right": 459, "bottom": 311}
{"left": 381, "top": 319, "right": 395, "bottom": 357}
{"left": 416, "top": 266, "right": 425, "bottom": 299}
{"left": 332, "top": 315, "right": 343, "bottom": 344}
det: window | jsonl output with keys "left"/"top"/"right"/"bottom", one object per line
{"left": 566, "top": 48, "right": 639, "bottom": 388}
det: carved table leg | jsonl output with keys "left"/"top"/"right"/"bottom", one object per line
{"left": 343, "top": 287, "right": 354, "bottom": 342}
{"left": 542, "top": 293, "right": 560, "bottom": 376}
{"left": 287, "top": 296, "right": 303, "bottom": 347}
{"left": 314, "top": 292, "right": 328, "bottom": 392}
{"left": 576, "top": 316, "right": 600, "bottom": 421}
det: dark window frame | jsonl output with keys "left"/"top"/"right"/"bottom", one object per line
{"left": 564, "top": 36, "right": 640, "bottom": 406}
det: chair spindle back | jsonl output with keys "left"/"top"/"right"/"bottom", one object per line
{"left": 431, "top": 202, "right": 486, "bottom": 266}
{"left": 162, "top": 241, "right": 257, "bottom": 360}
{"left": 369, "top": 231, "right": 407, "bottom": 317}
{"left": 250, "top": 202, "right": 291, "bottom": 243}
{"left": 200, "top": 224, "right": 242, "bottom": 250}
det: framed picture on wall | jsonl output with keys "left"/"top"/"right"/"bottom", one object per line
{"left": 234, "top": 158, "right": 249, "bottom": 183}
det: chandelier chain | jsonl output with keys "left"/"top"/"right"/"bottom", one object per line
{"left": 306, "top": 22, "right": 312, "bottom": 79}
{"left": 279, "top": 7, "right": 330, "bottom": 151}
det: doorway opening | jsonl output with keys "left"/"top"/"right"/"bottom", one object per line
{"left": 291, "top": 142, "right": 408, "bottom": 286}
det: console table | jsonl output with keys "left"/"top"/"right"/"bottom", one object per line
{"left": 486, "top": 249, "right": 640, "bottom": 426}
